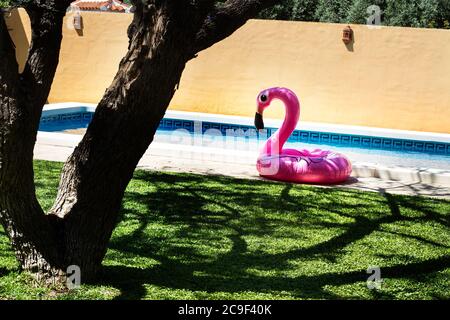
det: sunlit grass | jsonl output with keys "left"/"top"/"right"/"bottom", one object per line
{"left": 0, "top": 160, "right": 449, "bottom": 300}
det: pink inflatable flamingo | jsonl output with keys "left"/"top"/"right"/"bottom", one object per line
{"left": 254, "top": 87, "right": 352, "bottom": 184}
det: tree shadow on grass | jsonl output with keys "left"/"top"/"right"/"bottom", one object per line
{"left": 101, "top": 255, "right": 450, "bottom": 300}
{"left": 0, "top": 267, "right": 10, "bottom": 277}
{"left": 97, "top": 171, "right": 449, "bottom": 299}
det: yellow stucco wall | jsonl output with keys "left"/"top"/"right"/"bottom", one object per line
{"left": 6, "top": 9, "right": 450, "bottom": 133}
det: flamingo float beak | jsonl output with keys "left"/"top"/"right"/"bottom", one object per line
{"left": 255, "top": 90, "right": 270, "bottom": 130}
{"left": 254, "top": 112, "right": 265, "bottom": 130}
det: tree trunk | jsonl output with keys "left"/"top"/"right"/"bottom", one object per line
{"left": 0, "top": 11, "right": 65, "bottom": 283}
{"left": 0, "top": 0, "right": 281, "bottom": 284}
{"left": 48, "top": 5, "right": 196, "bottom": 280}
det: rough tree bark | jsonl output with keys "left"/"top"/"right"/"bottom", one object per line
{"left": 0, "top": 0, "right": 281, "bottom": 283}
{"left": 0, "top": 1, "right": 74, "bottom": 282}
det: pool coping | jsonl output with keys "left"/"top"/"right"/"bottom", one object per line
{"left": 36, "top": 130, "right": 450, "bottom": 188}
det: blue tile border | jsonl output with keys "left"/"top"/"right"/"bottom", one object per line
{"left": 39, "top": 112, "right": 450, "bottom": 156}
{"left": 159, "top": 118, "right": 450, "bottom": 156}
{"left": 39, "top": 112, "right": 93, "bottom": 132}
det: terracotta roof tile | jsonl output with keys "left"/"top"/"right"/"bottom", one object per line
{"left": 71, "top": 0, "right": 132, "bottom": 13}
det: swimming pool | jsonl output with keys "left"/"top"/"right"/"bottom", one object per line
{"left": 39, "top": 104, "right": 450, "bottom": 171}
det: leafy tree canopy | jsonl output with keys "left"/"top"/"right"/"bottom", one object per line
{"left": 259, "top": 0, "right": 450, "bottom": 29}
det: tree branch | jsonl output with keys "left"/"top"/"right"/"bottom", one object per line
{"left": 193, "top": 0, "right": 217, "bottom": 14}
{"left": 193, "top": 0, "right": 282, "bottom": 53}
{"left": 20, "top": 0, "right": 72, "bottom": 117}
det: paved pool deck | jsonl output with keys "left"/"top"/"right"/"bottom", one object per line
{"left": 34, "top": 132, "right": 450, "bottom": 199}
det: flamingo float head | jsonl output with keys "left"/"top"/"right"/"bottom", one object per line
{"left": 255, "top": 88, "right": 276, "bottom": 130}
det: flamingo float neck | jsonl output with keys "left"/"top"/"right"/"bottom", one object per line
{"left": 256, "top": 88, "right": 300, "bottom": 156}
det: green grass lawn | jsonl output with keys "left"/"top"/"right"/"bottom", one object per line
{"left": 0, "top": 160, "right": 449, "bottom": 300}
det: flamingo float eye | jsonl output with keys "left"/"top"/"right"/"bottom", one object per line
{"left": 259, "top": 93, "right": 269, "bottom": 103}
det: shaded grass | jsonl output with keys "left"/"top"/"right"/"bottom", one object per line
{"left": 0, "top": 160, "right": 449, "bottom": 299}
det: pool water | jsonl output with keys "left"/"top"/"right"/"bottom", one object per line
{"left": 153, "top": 130, "right": 450, "bottom": 171}
{"left": 39, "top": 110, "right": 450, "bottom": 171}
